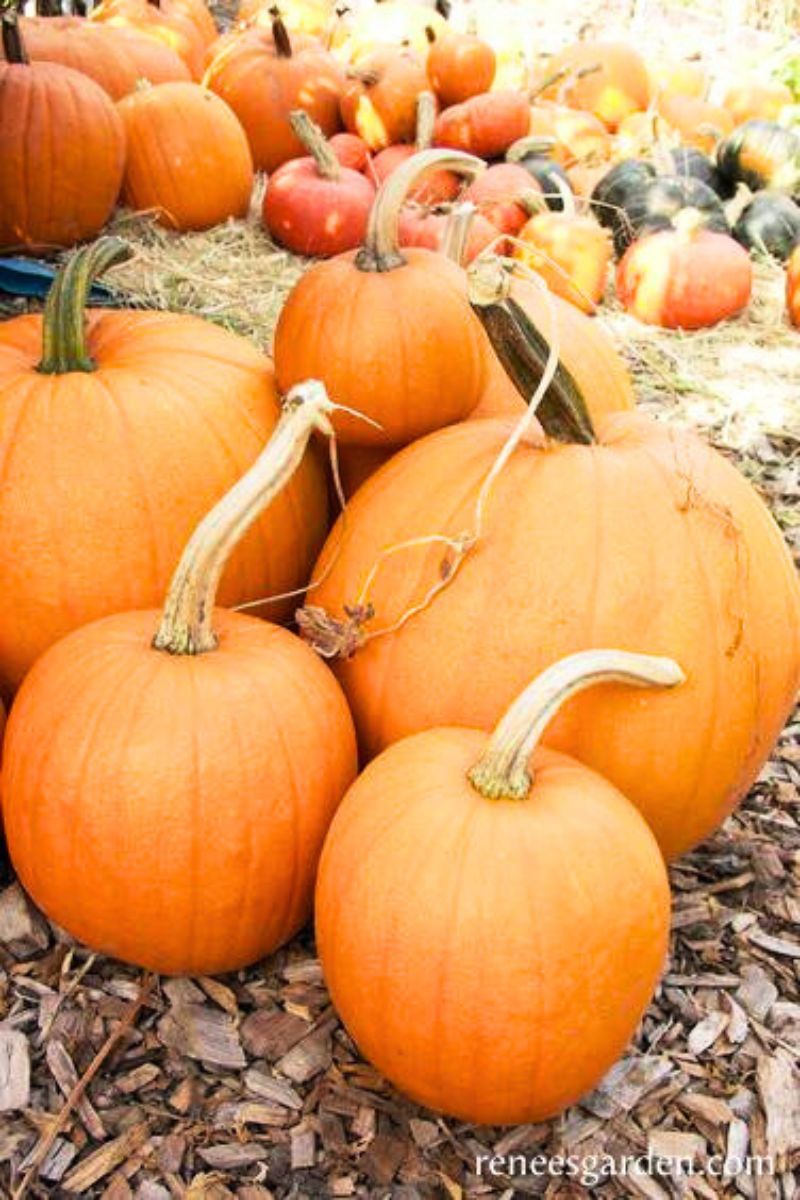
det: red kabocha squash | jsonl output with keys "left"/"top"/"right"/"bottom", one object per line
{"left": 462, "top": 163, "right": 541, "bottom": 239}
{"left": 425, "top": 23, "right": 495, "bottom": 106}
{"left": 118, "top": 81, "right": 254, "bottom": 231}
{"left": 204, "top": 12, "right": 343, "bottom": 172}
{"left": 0, "top": 239, "right": 328, "bottom": 695}
{"left": 723, "top": 80, "right": 792, "bottom": 126}
{"left": 513, "top": 203, "right": 612, "bottom": 313}
{"left": 299, "top": 260, "right": 800, "bottom": 861}
{"left": 434, "top": 89, "right": 531, "bottom": 160}
{"left": 90, "top": 0, "right": 209, "bottom": 78}
{"left": 263, "top": 111, "right": 375, "bottom": 256}
{"left": 340, "top": 46, "right": 429, "bottom": 152}
{"left": 371, "top": 91, "right": 459, "bottom": 204}
{"left": 3, "top": 383, "right": 357, "bottom": 976}
{"left": 656, "top": 92, "right": 733, "bottom": 155}
{"left": 317, "top": 650, "right": 675, "bottom": 1124}
{"left": 274, "top": 150, "right": 488, "bottom": 447}
{"left": 0, "top": 13, "right": 125, "bottom": 252}
{"left": 787, "top": 244, "right": 800, "bottom": 328}
{"left": 330, "top": 130, "right": 372, "bottom": 173}
{"left": 1, "top": 15, "right": 191, "bottom": 99}
{"left": 538, "top": 41, "right": 651, "bottom": 131}
{"left": 617, "top": 220, "right": 752, "bottom": 329}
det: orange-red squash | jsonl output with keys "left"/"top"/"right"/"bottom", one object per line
{"left": 3, "top": 383, "right": 356, "bottom": 976}
{"left": 340, "top": 47, "right": 428, "bottom": 152}
{"left": 434, "top": 89, "right": 530, "bottom": 159}
{"left": 425, "top": 25, "right": 495, "bottom": 106}
{"left": 317, "top": 650, "right": 674, "bottom": 1123}
{"left": 787, "top": 244, "right": 800, "bottom": 327}
{"left": 0, "top": 239, "right": 328, "bottom": 695}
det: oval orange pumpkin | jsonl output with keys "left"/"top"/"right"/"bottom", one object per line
{"left": 538, "top": 41, "right": 651, "bottom": 131}
{"left": 316, "top": 650, "right": 675, "bottom": 1123}
{"left": 3, "top": 383, "right": 357, "bottom": 976}
{"left": 118, "top": 81, "right": 254, "bottom": 231}
{"left": 299, "top": 266, "right": 800, "bottom": 860}
{"left": 434, "top": 89, "right": 531, "bottom": 160}
{"left": 0, "top": 13, "right": 125, "bottom": 252}
{"left": 0, "top": 239, "right": 328, "bottom": 695}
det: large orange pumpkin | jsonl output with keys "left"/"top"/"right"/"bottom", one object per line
{"left": 299, "top": 262, "right": 800, "bottom": 860}
{"left": 1, "top": 16, "right": 191, "bottom": 99}
{"left": 203, "top": 12, "right": 343, "bottom": 172}
{"left": 0, "top": 239, "right": 327, "bottom": 695}
{"left": 117, "top": 81, "right": 254, "bottom": 231}
{"left": 0, "top": 14, "right": 125, "bottom": 252}
{"left": 316, "top": 650, "right": 674, "bottom": 1123}
{"left": 538, "top": 41, "right": 651, "bottom": 131}
{"left": 3, "top": 383, "right": 357, "bottom": 976}
{"left": 274, "top": 149, "right": 489, "bottom": 448}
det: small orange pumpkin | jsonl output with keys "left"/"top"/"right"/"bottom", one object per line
{"left": 425, "top": 24, "right": 495, "bottom": 106}
{"left": 434, "top": 89, "right": 531, "bottom": 160}
{"left": 526, "top": 102, "right": 612, "bottom": 167}
{"left": 90, "top": 0, "right": 209, "bottom": 79}
{"left": 656, "top": 93, "right": 734, "bottom": 155}
{"left": 649, "top": 58, "right": 708, "bottom": 102}
{"left": 514, "top": 205, "right": 612, "bottom": 313}
{"left": 118, "top": 81, "right": 254, "bottom": 231}
{"left": 463, "top": 163, "right": 540, "bottom": 238}
{"left": 3, "top": 383, "right": 357, "bottom": 976}
{"left": 316, "top": 650, "right": 675, "bottom": 1124}
{"left": 538, "top": 41, "right": 651, "bottom": 131}
{"left": 723, "top": 80, "right": 793, "bottom": 126}
{"left": 369, "top": 91, "right": 459, "bottom": 204}
{"left": 787, "top": 244, "right": 800, "bottom": 328}
{"left": 340, "top": 47, "right": 428, "bottom": 152}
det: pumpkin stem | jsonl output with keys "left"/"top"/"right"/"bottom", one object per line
{"left": 356, "top": 148, "right": 484, "bottom": 272}
{"left": 38, "top": 238, "right": 132, "bottom": 376}
{"left": 425, "top": 24, "right": 436, "bottom": 44}
{"left": 507, "top": 135, "right": 558, "bottom": 162}
{"left": 467, "top": 257, "right": 597, "bottom": 444}
{"left": 153, "top": 381, "right": 336, "bottom": 657}
{"left": 441, "top": 201, "right": 477, "bottom": 264}
{"left": 468, "top": 650, "right": 685, "bottom": 800}
{"left": 269, "top": 6, "right": 292, "bottom": 57}
{"left": 1, "top": 10, "right": 28, "bottom": 64}
{"left": 289, "top": 110, "right": 341, "bottom": 180}
{"left": 415, "top": 90, "right": 437, "bottom": 152}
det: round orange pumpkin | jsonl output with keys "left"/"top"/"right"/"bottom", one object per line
{"left": 0, "top": 14, "right": 125, "bottom": 252}
{"left": 434, "top": 89, "right": 531, "bottom": 160}
{"left": 425, "top": 24, "right": 495, "bottom": 107}
{"left": 204, "top": 13, "right": 343, "bottom": 173}
{"left": 3, "top": 383, "right": 357, "bottom": 976}
{"left": 649, "top": 58, "right": 708, "bottom": 102}
{"left": 787, "top": 244, "right": 800, "bottom": 328}
{"left": 539, "top": 41, "right": 651, "bottom": 131}
{"left": 316, "top": 650, "right": 674, "bottom": 1123}
{"left": 118, "top": 81, "right": 254, "bottom": 231}
{"left": 723, "top": 80, "right": 792, "bottom": 126}
{"left": 299, "top": 267, "right": 800, "bottom": 860}
{"left": 0, "top": 239, "right": 328, "bottom": 695}
{"left": 513, "top": 208, "right": 612, "bottom": 313}
{"left": 340, "top": 47, "right": 429, "bottom": 152}
{"left": 2, "top": 15, "right": 191, "bottom": 99}
{"left": 274, "top": 150, "right": 489, "bottom": 448}
{"left": 656, "top": 93, "right": 734, "bottom": 154}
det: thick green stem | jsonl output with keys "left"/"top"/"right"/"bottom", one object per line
{"left": 468, "top": 650, "right": 685, "bottom": 800}
{"left": 289, "top": 110, "right": 341, "bottom": 180}
{"left": 153, "top": 382, "right": 335, "bottom": 657}
{"left": 39, "top": 239, "right": 132, "bottom": 376}
{"left": 355, "top": 148, "right": 484, "bottom": 272}
{"left": 467, "top": 257, "right": 597, "bottom": 444}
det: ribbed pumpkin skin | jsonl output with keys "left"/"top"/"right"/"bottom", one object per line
{"left": 0, "top": 312, "right": 327, "bottom": 693}
{"left": 273, "top": 251, "right": 487, "bottom": 447}
{"left": 316, "top": 737, "right": 670, "bottom": 1123}
{"left": 118, "top": 82, "right": 254, "bottom": 231}
{"left": 0, "top": 61, "right": 125, "bottom": 251}
{"left": 4, "top": 611, "right": 357, "bottom": 975}
{"left": 204, "top": 32, "right": 343, "bottom": 173}
{"left": 310, "top": 415, "right": 800, "bottom": 859}
{"left": 2, "top": 17, "right": 191, "bottom": 99}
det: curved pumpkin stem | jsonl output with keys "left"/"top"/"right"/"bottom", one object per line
{"left": 356, "top": 148, "right": 485, "bottom": 272}
{"left": 467, "top": 257, "right": 597, "bottom": 444}
{"left": 468, "top": 650, "right": 685, "bottom": 800}
{"left": 1, "top": 10, "right": 28, "bottom": 65}
{"left": 39, "top": 238, "right": 132, "bottom": 376}
{"left": 415, "top": 90, "right": 437, "bottom": 152}
{"left": 289, "top": 110, "right": 341, "bottom": 180}
{"left": 153, "top": 382, "right": 336, "bottom": 657}
{"left": 441, "top": 201, "right": 478, "bottom": 265}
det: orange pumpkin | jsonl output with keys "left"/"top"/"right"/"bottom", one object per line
{"left": 526, "top": 102, "right": 612, "bottom": 167}
{"left": 1, "top": 15, "right": 191, "bottom": 99}
{"left": 425, "top": 25, "right": 495, "bottom": 107}
{"left": 463, "top": 163, "right": 540, "bottom": 238}
{"left": 649, "top": 58, "right": 708, "bottom": 102}
{"left": 204, "top": 13, "right": 343, "bottom": 173}
{"left": 90, "top": 0, "right": 210, "bottom": 78}
{"left": 317, "top": 651, "right": 675, "bottom": 1123}
{"left": 514, "top": 208, "right": 612, "bottom": 313}
{"left": 299, "top": 262, "right": 800, "bottom": 860}
{"left": 434, "top": 89, "right": 531, "bottom": 160}
{"left": 118, "top": 81, "right": 254, "bottom": 231}
{"left": 723, "top": 81, "right": 793, "bottom": 126}
{"left": 0, "top": 239, "right": 328, "bottom": 695}
{"left": 3, "top": 383, "right": 357, "bottom": 976}
{"left": 786, "top": 243, "right": 800, "bottom": 327}
{"left": 538, "top": 41, "right": 651, "bottom": 131}
{"left": 617, "top": 223, "right": 752, "bottom": 329}
{"left": 656, "top": 93, "right": 734, "bottom": 155}
{"left": 340, "top": 47, "right": 429, "bottom": 152}
{"left": 0, "top": 14, "right": 125, "bottom": 252}
{"left": 330, "top": 130, "right": 372, "bottom": 173}
{"left": 397, "top": 202, "right": 499, "bottom": 262}
{"left": 274, "top": 150, "right": 488, "bottom": 447}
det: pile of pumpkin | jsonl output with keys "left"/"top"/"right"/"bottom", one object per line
{"left": 3, "top": 0, "right": 800, "bottom": 328}
{"left": 1, "top": 0, "right": 800, "bottom": 1130}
